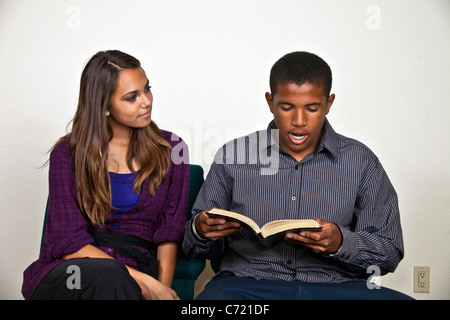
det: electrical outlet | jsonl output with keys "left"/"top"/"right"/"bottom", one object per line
{"left": 414, "top": 266, "right": 430, "bottom": 293}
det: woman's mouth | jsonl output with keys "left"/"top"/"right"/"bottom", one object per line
{"left": 139, "top": 111, "right": 151, "bottom": 119}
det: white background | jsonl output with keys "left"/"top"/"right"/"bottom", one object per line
{"left": 0, "top": 0, "right": 449, "bottom": 299}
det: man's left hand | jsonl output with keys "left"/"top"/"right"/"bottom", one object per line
{"left": 285, "top": 218, "right": 343, "bottom": 255}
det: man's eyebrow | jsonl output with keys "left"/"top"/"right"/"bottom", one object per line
{"left": 278, "top": 101, "right": 322, "bottom": 107}
{"left": 305, "top": 102, "right": 322, "bottom": 107}
{"left": 278, "top": 101, "right": 296, "bottom": 106}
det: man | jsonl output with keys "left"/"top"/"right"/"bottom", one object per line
{"left": 182, "top": 51, "right": 412, "bottom": 299}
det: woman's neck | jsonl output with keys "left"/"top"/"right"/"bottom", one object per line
{"left": 107, "top": 136, "right": 139, "bottom": 174}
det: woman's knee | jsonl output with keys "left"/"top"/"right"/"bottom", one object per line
{"left": 78, "top": 258, "right": 142, "bottom": 299}
{"left": 33, "top": 258, "right": 142, "bottom": 300}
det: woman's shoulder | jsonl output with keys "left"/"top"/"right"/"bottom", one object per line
{"left": 160, "top": 129, "right": 189, "bottom": 165}
{"left": 49, "top": 137, "right": 72, "bottom": 160}
{"left": 160, "top": 129, "right": 186, "bottom": 148}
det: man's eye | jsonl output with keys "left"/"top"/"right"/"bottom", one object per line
{"left": 144, "top": 85, "right": 152, "bottom": 92}
{"left": 307, "top": 108, "right": 318, "bottom": 112}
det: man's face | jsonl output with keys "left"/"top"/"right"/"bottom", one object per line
{"left": 265, "top": 82, "right": 335, "bottom": 162}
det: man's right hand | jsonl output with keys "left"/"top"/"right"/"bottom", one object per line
{"left": 194, "top": 209, "right": 242, "bottom": 241}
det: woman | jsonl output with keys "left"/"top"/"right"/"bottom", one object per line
{"left": 22, "top": 50, "right": 189, "bottom": 300}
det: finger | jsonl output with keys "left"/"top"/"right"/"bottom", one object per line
{"left": 199, "top": 211, "right": 231, "bottom": 226}
{"left": 214, "top": 220, "right": 241, "bottom": 230}
{"left": 299, "top": 230, "right": 323, "bottom": 241}
{"left": 205, "top": 217, "right": 229, "bottom": 226}
{"left": 285, "top": 230, "right": 322, "bottom": 242}
{"left": 204, "top": 226, "right": 242, "bottom": 241}
{"left": 285, "top": 234, "right": 326, "bottom": 252}
{"left": 285, "top": 233, "right": 310, "bottom": 245}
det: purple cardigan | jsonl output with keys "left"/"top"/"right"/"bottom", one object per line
{"left": 22, "top": 130, "right": 189, "bottom": 300}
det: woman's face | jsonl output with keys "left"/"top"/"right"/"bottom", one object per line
{"left": 107, "top": 68, "right": 153, "bottom": 135}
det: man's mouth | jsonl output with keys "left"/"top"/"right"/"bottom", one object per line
{"left": 288, "top": 133, "right": 308, "bottom": 145}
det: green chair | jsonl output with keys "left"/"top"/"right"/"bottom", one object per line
{"left": 171, "top": 164, "right": 206, "bottom": 299}
{"left": 40, "top": 164, "right": 206, "bottom": 300}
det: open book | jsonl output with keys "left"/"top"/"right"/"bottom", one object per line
{"left": 206, "top": 208, "right": 321, "bottom": 240}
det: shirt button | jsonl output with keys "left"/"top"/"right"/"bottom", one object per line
{"left": 295, "top": 165, "right": 299, "bottom": 170}
{"left": 291, "top": 196, "right": 296, "bottom": 201}
{"left": 287, "top": 260, "right": 292, "bottom": 265}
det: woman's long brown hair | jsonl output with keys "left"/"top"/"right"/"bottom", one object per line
{"left": 55, "top": 50, "right": 171, "bottom": 226}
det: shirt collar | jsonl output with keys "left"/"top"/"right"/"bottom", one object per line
{"left": 264, "top": 118, "right": 339, "bottom": 160}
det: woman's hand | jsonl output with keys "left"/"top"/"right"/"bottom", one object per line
{"left": 128, "top": 267, "right": 180, "bottom": 300}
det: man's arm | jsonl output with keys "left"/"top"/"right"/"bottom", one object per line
{"left": 288, "top": 157, "right": 404, "bottom": 276}
{"left": 182, "top": 159, "right": 238, "bottom": 259}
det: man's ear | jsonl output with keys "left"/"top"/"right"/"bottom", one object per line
{"left": 326, "top": 94, "right": 335, "bottom": 115}
{"left": 265, "top": 92, "right": 274, "bottom": 114}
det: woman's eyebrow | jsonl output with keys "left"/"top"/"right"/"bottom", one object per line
{"left": 121, "top": 80, "right": 149, "bottom": 98}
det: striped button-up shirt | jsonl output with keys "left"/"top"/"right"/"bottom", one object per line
{"left": 182, "top": 119, "right": 404, "bottom": 283}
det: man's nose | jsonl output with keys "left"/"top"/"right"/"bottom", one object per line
{"left": 292, "top": 108, "right": 306, "bottom": 126}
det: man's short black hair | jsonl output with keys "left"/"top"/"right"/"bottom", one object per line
{"left": 269, "top": 51, "right": 332, "bottom": 98}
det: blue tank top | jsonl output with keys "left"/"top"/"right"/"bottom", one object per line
{"left": 109, "top": 172, "right": 140, "bottom": 229}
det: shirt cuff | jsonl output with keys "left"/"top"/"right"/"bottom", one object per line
{"left": 326, "top": 227, "right": 357, "bottom": 262}
{"left": 191, "top": 212, "right": 210, "bottom": 243}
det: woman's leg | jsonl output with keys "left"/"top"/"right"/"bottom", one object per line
{"left": 31, "top": 258, "right": 142, "bottom": 300}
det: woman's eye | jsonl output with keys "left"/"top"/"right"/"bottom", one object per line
{"left": 126, "top": 96, "right": 136, "bottom": 102}
{"left": 144, "top": 85, "right": 152, "bottom": 93}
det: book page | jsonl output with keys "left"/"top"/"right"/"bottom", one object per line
{"left": 260, "top": 219, "right": 321, "bottom": 238}
{"left": 206, "top": 208, "right": 261, "bottom": 234}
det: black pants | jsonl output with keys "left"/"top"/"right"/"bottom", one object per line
{"left": 31, "top": 258, "right": 142, "bottom": 300}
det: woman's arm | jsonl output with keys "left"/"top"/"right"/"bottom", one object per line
{"left": 61, "top": 244, "right": 112, "bottom": 260}
{"left": 156, "top": 242, "right": 178, "bottom": 287}
{"left": 62, "top": 244, "right": 179, "bottom": 300}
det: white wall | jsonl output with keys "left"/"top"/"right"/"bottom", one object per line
{"left": 0, "top": 0, "right": 449, "bottom": 300}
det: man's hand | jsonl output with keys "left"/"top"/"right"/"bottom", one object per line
{"left": 195, "top": 209, "right": 242, "bottom": 241}
{"left": 285, "top": 218, "right": 343, "bottom": 255}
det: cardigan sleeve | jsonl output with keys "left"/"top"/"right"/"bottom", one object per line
{"left": 152, "top": 132, "right": 190, "bottom": 244}
{"left": 41, "top": 141, "right": 94, "bottom": 261}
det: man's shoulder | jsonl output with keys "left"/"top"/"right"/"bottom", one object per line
{"left": 215, "top": 128, "right": 269, "bottom": 153}
{"left": 336, "top": 132, "right": 378, "bottom": 162}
